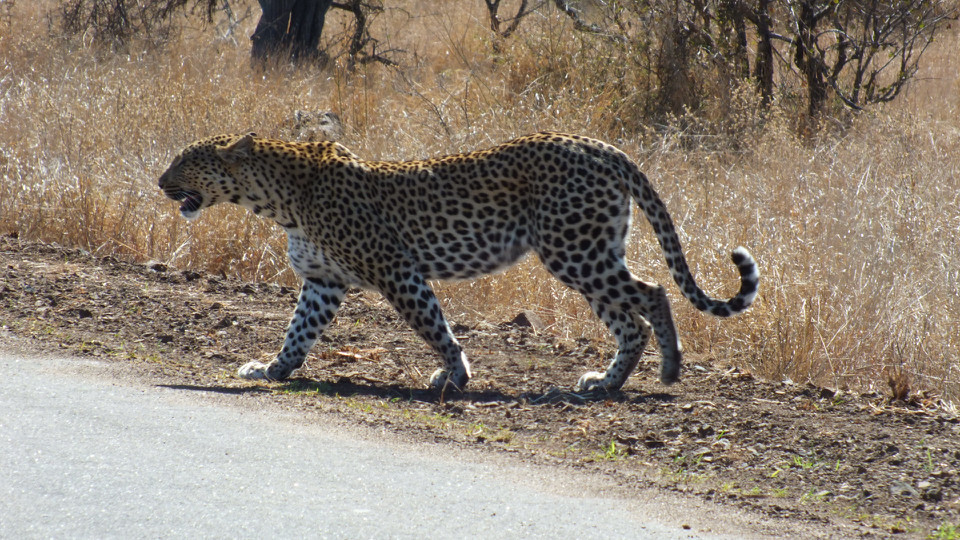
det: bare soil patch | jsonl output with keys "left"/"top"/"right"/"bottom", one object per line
{"left": 2, "top": 235, "right": 958, "bottom": 537}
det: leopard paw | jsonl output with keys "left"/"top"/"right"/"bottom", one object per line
{"left": 238, "top": 361, "right": 272, "bottom": 380}
{"left": 575, "top": 371, "right": 607, "bottom": 392}
{"left": 429, "top": 368, "right": 469, "bottom": 392}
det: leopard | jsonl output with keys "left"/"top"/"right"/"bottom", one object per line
{"left": 158, "top": 131, "right": 758, "bottom": 392}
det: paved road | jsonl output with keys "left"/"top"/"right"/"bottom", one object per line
{"left": 0, "top": 351, "right": 795, "bottom": 539}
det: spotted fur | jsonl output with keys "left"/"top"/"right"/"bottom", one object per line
{"left": 158, "top": 132, "right": 758, "bottom": 391}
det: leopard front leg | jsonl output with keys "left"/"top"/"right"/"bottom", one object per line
{"left": 238, "top": 278, "right": 345, "bottom": 381}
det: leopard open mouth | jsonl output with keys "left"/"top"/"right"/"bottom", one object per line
{"left": 164, "top": 188, "right": 204, "bottom": 216}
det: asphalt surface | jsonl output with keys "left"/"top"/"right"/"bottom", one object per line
{"left": 0, "top": 350, "right": 793, "bottom": 539}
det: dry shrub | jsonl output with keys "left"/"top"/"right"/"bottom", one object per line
{"left": 2, "top": 1, "right": 958, "bottom": 401}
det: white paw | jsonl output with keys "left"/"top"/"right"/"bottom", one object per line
{"left": 576, "top": 371, "right": 607, "bottom": 392}
{"left": 429, "top": 367, "right": 469, "bottom": 391}
{"left": 429, "top": 353, "right": 471, "bottom": 390}
{"left": 429, "top": 368, "right": 449, "bottom": 388}
{"left": 238, "top": 361, "right": 271, "bottom": 380}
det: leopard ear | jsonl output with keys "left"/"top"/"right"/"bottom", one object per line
{"left": 218, "top": 133, "right": 256, "bottom": 164}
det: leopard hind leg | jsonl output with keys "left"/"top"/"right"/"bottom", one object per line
{"left": 575, "top": 299, "right": 652, "bottom": 391}
{"left": 541, "top": 250, "right": 681, "bottom": 390}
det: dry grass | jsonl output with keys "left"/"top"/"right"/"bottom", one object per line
{"left": 2, "top": 1, "right": 958, "bottom": 401}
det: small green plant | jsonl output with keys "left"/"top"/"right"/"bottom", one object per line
{"left": 929, "top": 522, "right": 960, "bottom": 540}
{"left": 348, "top": 400, "right": 373, "bottom": 413}
{"left": 791, "top": 454, "right": 821, "bottom": 470}
{"left": 400, "top": 409, "right": 454, "bottom": 429}
{"left": 279, "top": 380, "right": 333, "bottom": 395}
{"left": 589, "top": 439, "right": 626, "bottom": 462}
{"left": 601, "top": 439, "right": 621, "bottom": 460}
{"left": 484, "top": 427, "right": 514, "bottom": 443}
{"left": 799, "top": 489, "right": 830, "bottom": 503}
{"left": 924, "top": 445, "right": 936, "bottom": 473}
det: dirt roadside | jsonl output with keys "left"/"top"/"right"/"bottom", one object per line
{"left": 1, "top": 234, "right": 958, "bottom": 538}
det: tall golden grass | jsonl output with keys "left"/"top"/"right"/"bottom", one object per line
{"left": 2, "top": 2, "right": 958, "bottom": 401}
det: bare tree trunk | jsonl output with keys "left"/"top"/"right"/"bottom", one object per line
{"left": 722, "top": 0, "right": 750, "bottom": 79}
{"left": 251, "top": 0, "right": 332, "bottom": 64}
{"left": 657, "top": 14, "right": 696, "bottom": 117}
{"left": 794, "top": 0, "right": 827, "bottom": 118}
{"left": 753, "top": 0, "right": 774, "bottom": 106}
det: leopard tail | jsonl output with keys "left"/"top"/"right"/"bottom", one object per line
{"left": 625, "top": 168, "right": 759, "bottom": 317}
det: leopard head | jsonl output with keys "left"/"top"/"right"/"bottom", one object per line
{"left": 158, "top": 133, "right": 256, "bottom": 220}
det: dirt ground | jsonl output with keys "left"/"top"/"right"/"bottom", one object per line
{"left": 2, "top": 234, "right": 958, "bottom": 538}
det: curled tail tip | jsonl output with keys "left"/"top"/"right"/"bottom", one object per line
{"left": 727, "top": 246, "right": 759, "bottom": 314}
{"left": 731, "top": 246, "right": 755, "bottom": 268}
{"left": 703, "top": 247, "right": 759, "bottom": 317}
